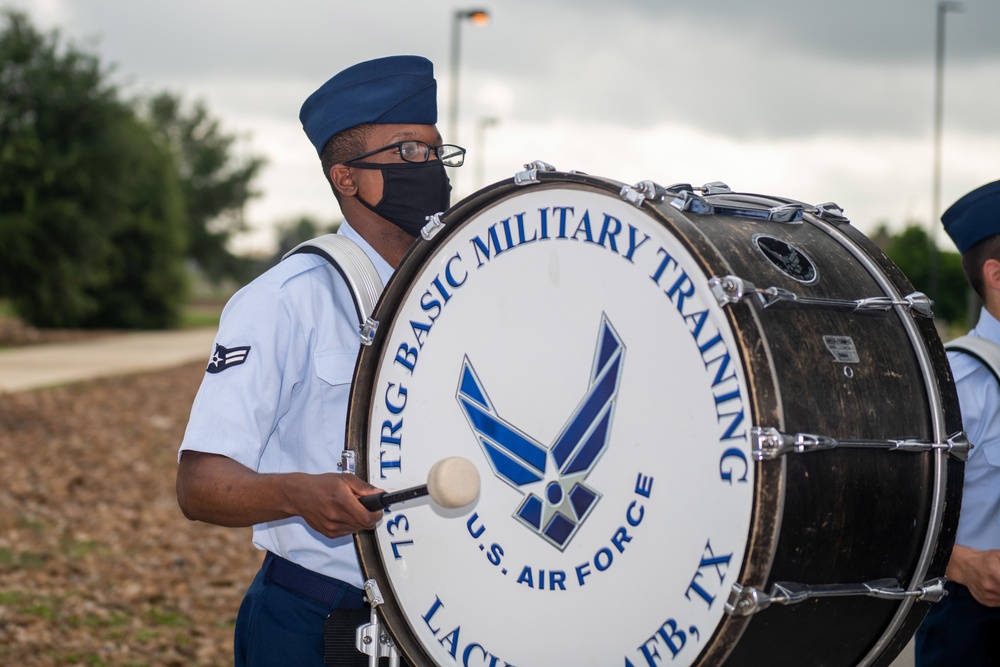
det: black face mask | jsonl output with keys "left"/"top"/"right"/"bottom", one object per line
{"left": 349, "top": 160, "right": 452, "bottom": 237}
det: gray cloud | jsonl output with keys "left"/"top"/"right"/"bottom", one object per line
{"left": 501, "top": 0, "right": 1000, "bottom": 63}
{"left": 24, "top": 0, "right": 999, "bottom": 143}
{"left": 455, "top": 0, "right": 1000, "bottom": 139}
{"left": 9, "top": 0, "right": 999, "bottom": 247}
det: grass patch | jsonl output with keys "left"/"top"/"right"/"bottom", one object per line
{"left": 61, "top": 654, "right": 107, "bottom": 667}
{"left": 133, "top": 628, "right": 161, "bottom": 643}
{"left": 63, "top": 538, "right": 107, "bottom": 559}
{"left": 16, "top": 517, "right": 45, "bottom": 532}
{"left": 19, "top": 551, "right": 50, "bottom": 569}
{"left": 0, "top": 549, "right": 51, "bottom": 569}
{"left": 69, "top": 611, "right": 130, "bottom": 629}
{"left": 148, "top": 608, "right": 189, "bottom": 628}
{"left": 0, "top": 590, "right": 26, "bottom": 605}
{"left": 1, "top": 592, "right": 57, "bottom": 618}
{"left": 179, "top": 302, "right": 223, "bottom": 329}
{"left": 24, "top": 600, "right": 56, "bottom": 619}
{"left": 1, "top": 298, "right": 222, "bottom": 333}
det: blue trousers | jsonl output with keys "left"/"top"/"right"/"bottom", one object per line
{"left": 915, "top": 582, "right": 1000, "bottom": 666}
{"left": 234, "top": 553, "right": 368, "bottom": 667}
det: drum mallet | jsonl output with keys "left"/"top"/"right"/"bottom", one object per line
{"left": 360, "top": 456, "right": 480, "bottom": 511}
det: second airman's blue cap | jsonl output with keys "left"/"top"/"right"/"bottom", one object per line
{"left": 943, "top": 180, "right": 1000, "bottom": 254}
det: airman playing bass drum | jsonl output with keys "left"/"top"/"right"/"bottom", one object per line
{"left": 346, "top": 164, "right": 966, "bottom": 667}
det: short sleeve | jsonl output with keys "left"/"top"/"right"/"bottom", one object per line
{"left": 179, "top": 280, "right": 306, "bottom": 469}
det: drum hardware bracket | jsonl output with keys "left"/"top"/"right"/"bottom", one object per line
{"left": 665, "top": 181, "right": 693, "bottom": 192}
{"left": 514, "top": 160, "right": 557, "bottom": 185}
{"left": 670, "top": 189, "right": 713, "bottom": 215}
{"left": 360, "top": 317, "right": 379, "bottom": 346}
{"left": 702, "top": 180, "right": 733, "bottom": 194}
{"left": 357, "top": 579, "right": 401, "bottom": 667}
{"left": 665, "top": 183, "right": 729, "bottom": 213}
{"left": 421, "top": 212, "right": 445, "bottom": 241}
{"left": 811, "top": 201, "right": 851, "bottom": 224}
{"left": 663, "top": 181, "right": 734, "bottom": 196}
{"left": 338, "top": 449, "right": 356, "bottom": 474}
{"left": 752, "top": 427, "right": 972, "bottom": 462}
{"left": 620, "top": 180, "right": 670, "bottom": 207}
{"left": 708, "top": 275, "right": 935, "bottom": 318}
{"left": 885, "top": 431, "right": 972, "bottom": 461}
{"left": 752, "top": 427, "right": 835, "bottom": 459}
{"left": 725, "top": 577, "right": 948, "bottom": 617}
{"left": 746, "top": 202, "right": 804, "bottom": 224}
{"left": 671, "top": 191, "right": 805, "bottom": 223}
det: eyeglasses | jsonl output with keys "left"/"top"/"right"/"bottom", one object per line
{"left": 345, "top": 140, "right": 466, "bottom": 167}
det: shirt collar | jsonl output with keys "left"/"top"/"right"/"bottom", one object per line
{"left": 338, "top": 219, "right": 395, "bottom": 285}
{"left": 972, "top": 306, "right": 1000, "bottom": 344}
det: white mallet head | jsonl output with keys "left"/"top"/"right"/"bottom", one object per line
{"left": 427, "top": 457, "right": 481, "bottom": 509}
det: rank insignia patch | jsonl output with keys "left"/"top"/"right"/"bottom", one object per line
{"left": 206, "top": 343, "right": 251, "bottom": 374}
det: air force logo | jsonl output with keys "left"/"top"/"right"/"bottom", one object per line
{"left": 457, "top": 314, "right": 625, "bottom": 550}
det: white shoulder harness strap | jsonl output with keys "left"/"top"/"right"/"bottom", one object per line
{"left": 282, "top": 234, "right": 384, "bottom": 344}
{"left": 945, "top": 335, "right": 1000, "bottom": 385}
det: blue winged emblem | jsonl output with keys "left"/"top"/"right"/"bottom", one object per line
{"left": 456, "top": 314, "right": 625, "bottom": 550}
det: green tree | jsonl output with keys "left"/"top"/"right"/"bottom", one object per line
{"left": 85, "top": 115, "right": 188, "bottom": 328}
{"left": 145, "top": 92, "right": 266, "bottom": 285}
{"left": 231, "top": 215, "right": 342, "bottom": 279}
{"left": 0, "top": 10, "right": 188, "bottom": 328}
{"left": 273, "top": 215, "right": 341, "bottom": 258}
{"left": 878, "top": 223, "right": 972, "bottom": 328}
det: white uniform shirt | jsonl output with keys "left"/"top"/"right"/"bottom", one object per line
{"left": 950, "top": 307, "right": 1000, "bottom": 551}
{"left": 180, "top": 221, "right": 393, "bottom": 587}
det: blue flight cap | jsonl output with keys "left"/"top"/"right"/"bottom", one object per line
{"left": 300, "top": 55, "right": 438, "bottom": 155}
{"left": 942, "top": 180, "right": 1000, "bottom": 254}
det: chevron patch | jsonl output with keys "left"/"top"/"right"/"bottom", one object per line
{"left": 206, "top": 343, "right": 251, "bottom": 374}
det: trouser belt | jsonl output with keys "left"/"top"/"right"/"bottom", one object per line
{"left": 263, "top": 552, "right": 367, "bottom": 609}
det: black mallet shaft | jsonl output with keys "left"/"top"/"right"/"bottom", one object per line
{"left": 361, "top": 484, "right": 429, "bottom": 511}
{"left": 359, "top": 456, "right": 480, "bottom": 511}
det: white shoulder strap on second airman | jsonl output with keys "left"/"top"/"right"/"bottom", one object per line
{"left": 945, "top": 335, "right": 1000, "bottom": 386}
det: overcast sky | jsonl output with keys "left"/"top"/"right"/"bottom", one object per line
{"left": 9, "top": 0, "right": 1000, "bottom": 254}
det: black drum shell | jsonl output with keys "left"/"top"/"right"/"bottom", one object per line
{"left": 638, "top": 188, "right": 963, "bottom": 666}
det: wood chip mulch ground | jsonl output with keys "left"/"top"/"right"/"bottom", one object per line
{"left": 0, "top": 360, "right": 262, "bottom": 666}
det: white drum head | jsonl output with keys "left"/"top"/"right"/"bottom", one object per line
{"left": 356, "top": 182, "right": 755, "bottom": 666}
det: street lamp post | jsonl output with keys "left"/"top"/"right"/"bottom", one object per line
{"left": 930, "top": 0, "right": 962, "bottom": 303}
{"left": 448, "top": 8, "right": 490, "bottom": 145}
{"left": 448, "top": 8, "right": 490, "bottom": 196}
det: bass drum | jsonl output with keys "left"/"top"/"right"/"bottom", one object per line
{"left": 347, "top": 168, "right": 964, "bottom": 667}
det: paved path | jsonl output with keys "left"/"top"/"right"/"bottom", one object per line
{"left": 0, "top": 328, "right": 216, "bottom": 393}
